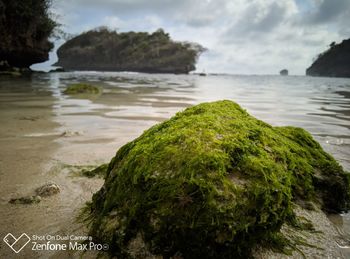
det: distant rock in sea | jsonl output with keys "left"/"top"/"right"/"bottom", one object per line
{"left": 280, "top": 69, "right": 288, "bottom": 76}
{"left": 54, "top": 27, "right": 206, "bottom": 74}
{"left": 306, "top": 39, "right": 350, "bottom": 78}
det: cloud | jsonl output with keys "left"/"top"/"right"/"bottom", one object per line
{"left": 174, "top": 0, "right": 229, "bottom": 27}
{"left": 55, "top": 0, "right": 190, "bottom": 15}
{"left": 223, "top": 1, "right": 294, "bottom": 43}
{"left": 103, "top": 16, "right": 125, "bottom": 30}
{"left": 298, "top": 0, "right": 350, "bottom": 38}
{"left": 46, "top": 0, "right": 350, "bottom": 75}
{"left": 305, "top": 0, "right": 350, "bottom": 24}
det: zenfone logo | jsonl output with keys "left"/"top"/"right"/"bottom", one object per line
{"left": 3, "top": 233, "right": 31, "bottom": 253}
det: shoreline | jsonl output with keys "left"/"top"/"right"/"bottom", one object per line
{"left": 0, "top": 73, "right": 349, "bottom": 258}
{"left": 0, "top": 79, "right": 105, "bottom": 258}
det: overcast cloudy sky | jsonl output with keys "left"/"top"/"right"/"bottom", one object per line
{"left": 34, "top": 0, "right": 350, "bottom": 75}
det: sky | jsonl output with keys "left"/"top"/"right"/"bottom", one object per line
{"left": 32, "top": 0, "right": 350, "bottom": 75}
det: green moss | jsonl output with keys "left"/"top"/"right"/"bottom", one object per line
{"left": 81, "top": 164, "right": 109, "bottom": 178}
{"left": 63, "top": 83, "right": 102, "bottom": 95}
{"left": 0, "top": 71, "right": 22, "bottom": 76}
{"left": 60, "top": 163, "right": 108, "bottom": 179}
{"left": 86, "top": 100, "right": 350, "bottom": 258}
{"left": 9, "top": 195, "right": 41, "bottom": 204}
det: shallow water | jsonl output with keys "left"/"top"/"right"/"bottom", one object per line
{"left": 0, "top": 72, "right": 350, "bottom": 258}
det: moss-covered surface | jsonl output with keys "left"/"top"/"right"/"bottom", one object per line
{"left": 0, "top": 71, "right": 22, "bottom": 76}
{"left": 85, "top": 100, "right": 350, "bottom": 258}
{"left": 9, "top": 195, "right": 41, "bottom": 205}
{"left": 60, "top": 163, "right": 108, "bottom": 179}
{"left": 63, "top": 83, "right": 102, "bottom": 95}
{"left": 81, "top": 164, "right": 109, "bottom": 178}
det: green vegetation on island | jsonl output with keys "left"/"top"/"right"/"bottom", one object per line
{"left": 0, "top": 0, "right": 58, "bottom": 72}
{"left": 55, "top": 27, "right": 206, "bottom": 74}
{"left": 82, "top": 100, "right": 350, "bottom": 258}
{"left": 306, "top": 39, "right": 350, "bottom": 78}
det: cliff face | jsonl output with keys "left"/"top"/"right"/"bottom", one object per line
{"left": 0, "top": 0, "right": 56, "bottom": 69}
{"left": 306, "top": 39, "right": 350, "bottom": 78}
{"left": 54, "top": 28, "right": 205, "bottom": 74}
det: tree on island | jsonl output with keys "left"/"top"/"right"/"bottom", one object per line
{"left": 55, "top": 27, "right": 207, "bottom": 74}
{"left": 307, "top": 39, "right": 350, "bottom": 78}
{"left": 0, "top": 0, "right": 59, "bottom": 70}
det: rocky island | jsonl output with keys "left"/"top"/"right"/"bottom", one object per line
{"left": 0, "top": 0, "right": 57, "bottom": 73}
{"left": 83, "top": 100, "right": 350, "bottom": 258}
{"left": 306, "top": 39, "right": 350, "bottom": 78}
{"left": 54, "top": 28, "right": 205, "bottom": 74}
{"left": 280, "top": 69, "right": 288, "bottom": 76}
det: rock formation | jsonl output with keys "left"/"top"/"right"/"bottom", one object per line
{"left": 9, "top": 183, "right": 60, "bottom": 204}
{"left": 35, "top": 183, "right": 60, "bottom": 197}
{"left": 306, "top": 39, "right": 350, "bottom": 78}
{"left": 280, "top": 69, "right": 288, "bottom": 76}
{"left": 0, "top": 0, "right": 57, "bottom": 71}
{"left": 63, "top": 83, "right": 102, "bottom": 95}
{"left": 54, "top": 28, "right": 206, "bottom": 74}
{"left": 83, "top": 100, "right": 350, "bottom": 258}
{"left": 9, "top": 196, "right": 41, "bottom": 205}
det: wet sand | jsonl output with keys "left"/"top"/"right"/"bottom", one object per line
{"left": 0, "top": 77, "right": 98, "bottom": 258}
{"left": 0, "top": 73, "right": 187, "bottom": 258}
{"left": 1, "top": 72, "right": 350, "bottom": 258}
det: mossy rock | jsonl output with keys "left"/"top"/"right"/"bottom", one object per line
{"left": 9, "top": 195, "right": 41, "bottom": 204}
{"left": 63, "top": 83, "right": 102, "bottom": 95}
{"left": 82, "top": 164, "right": 108, "bottom": 178}
{"left": 0, "top": 71, "right": 22, "bottom": 76}
{"left": 86, "top": 100, "right": 350, "bottom": 258}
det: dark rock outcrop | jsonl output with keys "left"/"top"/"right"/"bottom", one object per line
{"left": 9, "top": 196, "right": 41, "bottom": 205}
{"left": 0, "top": 0, "right": 57, "bottom": 70}
{"left": 306, "top": 39, "right": 350, "bottom": 78}
{"left": 9, "top": 183, "right": 60, "bottom": 205}
{"left": 35, "top": 183, "right": 60, "bottom": 197}
{"left": 280, "top": 69, "right": 288, "bottom": 76}
{"left": 54, "top": 28, "right": 205, "bottom": 74}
